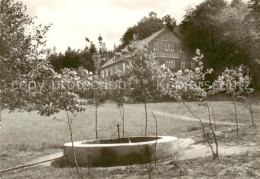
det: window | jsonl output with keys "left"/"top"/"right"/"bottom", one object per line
{"left": 106, "top": 69, "right": 108, "bottom": 77}
{"left": 170, "top": 44, "right": 174, "bottom": 52}
{"left": 191, "top": 61, "right": 195, "bottom": 69}
{"left": 122, "top": 52, "right": 127, "bottom": 56}
{"left": 154, "top": 42, "right": 158, "bottom": 51}
{"left": 123, "top": 62, "right": 125, "bottom": 71}
{"left": 181, "top": 61, "right": 186, "bottom": 69}
{"left": 101, "top": 70, "right": 104, "bottom": 78}
{"left": 180, "top": 48, "right": 184, "bottom": 53}
{"left": 110, "top": 67, "right": 113, "bottom": 76}
{"left": 165, "top": 60, "right": 175, "bottom": 69}
{"left": 165, "top": 43, "right": 169, "bottom": 51}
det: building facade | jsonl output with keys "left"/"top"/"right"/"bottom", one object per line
{"left": 100, "top": 28, "right": 194, "bottom": 79}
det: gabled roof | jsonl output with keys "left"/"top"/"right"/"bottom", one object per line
{"left": 121, "top": 28, "right": 165, "bottom": 52}
{"left": 100, "top": 28, "right": 172, "bottom": 69}
{"left": 141, "top": 28, "right": 165, "bottom": 46}
{"left": 100, "top": 56, "right": 124, "bottom": 69}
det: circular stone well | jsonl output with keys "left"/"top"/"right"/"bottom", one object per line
{"left": 64, "top": 136, "right": 178, "bottom": 167}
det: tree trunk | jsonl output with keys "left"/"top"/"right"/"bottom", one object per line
{"left": 212, "top": 106, "right": 217, "bottom": 131}
{"left": 249, "top": 101, "right": 255, "bottom": 126}
{"left": 95, "top": 104, "right": 98, "bottom": 139}
{"left": 206, "top": 101, "right": 218, "bottom": 159}
{"left": 118, "top": 105, "right": 125, "bottom": 137}
{"left": 144, "top": 100, "right": 148, "bottom": 136}
{"left": 122, "top": 104, "right": 125, "bottom": 138}
{"left": 232, "top": 97, "right": 239, "bottom": 135}
{"left": 0, "top": 104, "right": 1, "bottom": 130}
{"left": 151, "top": 112, "right": 158, "bottom": 166}
{"left": 66, "top": 110, "right": 79, "bottom": 173}
{"left": 117, "top": 123, "right": 120, "bottom": 142}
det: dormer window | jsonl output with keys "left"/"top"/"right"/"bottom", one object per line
{"left": 165, "top": 43, "right": 169, "bottom": 51}
{"left": 154, "top": 42, "right": 158, "bottom": 51}
{"left": 170, "top": 44, "right": 174, "bottom": 52}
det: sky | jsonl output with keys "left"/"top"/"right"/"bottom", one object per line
{"left": 22, "top": 0, "right": 208, "bottom": 53}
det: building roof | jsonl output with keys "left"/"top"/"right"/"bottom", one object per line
{"left": 141, "top": 28, "right": 164, "bottom": 46}
{"left": 100, "top": 56, "right": 124, "bottom": 69}
{"left": 100, "top": 28, "right": 174, "bottom": 69}
{"left": 120, "top": 28, "right": 165, "bottom": 52}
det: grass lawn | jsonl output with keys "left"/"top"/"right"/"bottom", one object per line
{"left": 0, "top": 100, "right": 259, "bottom": 178}
{"left": 0, "top": 102, "right": 201, "bottom": 169}
{"left": 136, "top": 100, "right": 260, "bottom": 124}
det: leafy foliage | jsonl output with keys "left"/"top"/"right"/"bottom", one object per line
{"left": 0, "top": 0, "right": 50, "bottom": 111}
{"left": 49, "top": 43, "right": 97, "bottom": 73}
{"left": 179, "top": 0, "right": 260, "bottom": 87}
{"left": 0, "top": 0, "right": 89, "bottom": 117}
{"left": 49, "top": 35, "right": 112, "bottom": 73}
{"left": 125, "top": 40, "right": 165, "bottom": 136}
{"left": 125, "top": 41, "right": 163, "bottom": 103}
{"left": 162, "top": 49, "right": 213, "bottom": 101}
{"left": 119, "top": 12, "right": 164, "bottom": 50}
{"left": 210, "top": 65, "right": 253, "bottom": 97}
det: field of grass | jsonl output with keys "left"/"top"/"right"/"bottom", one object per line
{"left": 0, "top": 100, "right": 259, "bottom": 178}
{"left": 0, "top": 102, "right": 201, "bottom": 169}
{"left": 137, "top": 100, "right": 260, "bottom": 124}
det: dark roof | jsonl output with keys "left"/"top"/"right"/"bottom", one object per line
{"left": 100, "top": 57, "right": 124, "bottom": 69}
{"left": 100, "top": 28, "right": 177, "bottom": 69}
{"left": 120, "top": 28, "right": 165, "bottom": 52}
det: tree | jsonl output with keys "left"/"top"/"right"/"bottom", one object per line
{"left": 245, "top": 0, "right": 260, "bottom": 88}
{"left": 162, "top": 49, "right": 218, "bottom": 159}
{"left": 49, "top": 36, "right": 110, "bottom": 74}
{"left": 179, "top": 0, "right": 251, "bottom": 77}
{"left": 86, "top": 44, "right": 107, "bottom": 139}
{"left": 0, "top": 0, "right": 88, "bottom": 173}
{"left": 210, "top": 65, "right": 254, "bottom": 131}
{"left": 162, "top": 15, "right": 177, "bottom": 31}
{"left": 49, "top": 45, "right": 95, "bottom": 73}
{"left": 79, "top": 41, "right": 96, "bottom": 73}
{"left": 0, "top": 0, "right": 50, "bottom": 121}
{"left": 110, "top": 70, "right": 128, "bottom": 137}
{"left": 126, "top": 41, "right": 163, "bottom": 136}
{"left": 87, "top": 76, "right": 106, "bottom": 139}
{"left": 215, "top": 0, "right": 260, "bottom": 89}
{"left": 119, "top": 12, "right": 163, "bottom": 50}
{"left": 179, "top": 0, "right": 260, "bottom": 88}
{"left": 248, "top": 0, "right": 260, "bottom": 17}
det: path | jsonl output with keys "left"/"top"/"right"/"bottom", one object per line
{"left": 177, "top": 138, "right": 259, "bottom": 160}
{"left": 125, "top": 105, "right": 246, "bottom": 126}
{"left": 30, "top": 152, "right": 63, "bottom": 166}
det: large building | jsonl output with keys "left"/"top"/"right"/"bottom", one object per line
{"left": 100, "top": 28, "right": 194, "bottom": 79}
